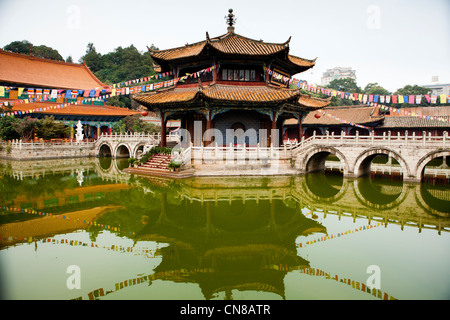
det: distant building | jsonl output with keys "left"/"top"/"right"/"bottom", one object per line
{"left": 321, "top": 67, "right": 357, "bottom": 86}
{"left": 423, "top": 83, "right": 450, "bottom": 96}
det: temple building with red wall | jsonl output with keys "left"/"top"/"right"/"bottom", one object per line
{"left": 0, "top": 48, "right": 139, "bottom": 139}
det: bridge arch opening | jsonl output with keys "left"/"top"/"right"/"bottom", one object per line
{"left": 354, "top": 176, "right": 405, "bottom": 210}
{"left": 116, "top": 145, "right": 131, "bottom": 158}
{"left": 304, "top": 148, "right": 348, "bottom": 176}
{"left": 304, "top": 171, "right": 345, "bottom": 203}
{"left": 133, "top": 144, "right": 145, "bottom": 160}
{"left": 419, "top": 183, "right": 450, "bottom": 215}
{"left": 99, "top": 144, "right": 112, "bottom": 158}
{"left": 417, "top": 152, "right": 450, "bottom": 184}
{"left": 354, "top": 149, "right": 407, "bottom": 180}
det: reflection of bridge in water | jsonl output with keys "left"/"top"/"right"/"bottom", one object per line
{"left": 2, "top": 158, "right": 448, "bottom": 233}
{"left": 177, "top": 175, "right": 450, "bottom": 234}
{"left": 1, "top": 157, "right": 132, "bottom": 185}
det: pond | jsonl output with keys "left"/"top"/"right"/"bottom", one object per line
{"left": 0, "top": 158, "right": 449, "bottom": 300}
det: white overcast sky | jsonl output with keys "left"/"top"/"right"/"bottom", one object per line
{"left": 0, "top": 0, "right": 449, "bottom": 92}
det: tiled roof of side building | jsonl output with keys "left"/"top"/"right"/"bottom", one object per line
{"left": 0, "top": 49, "right": 106, "bottom": 90}
{"left": 285, "top": 105, "right": 384, "bottom": 126}
{"left": 378, "top": 116, "right": 450, "bottom": 128}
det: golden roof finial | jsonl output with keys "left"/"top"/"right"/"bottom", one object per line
{"left": 225, "top": 8, "right": 236, "bottom": 33}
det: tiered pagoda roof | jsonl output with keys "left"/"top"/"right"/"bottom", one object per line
{"left": 149, "top": 32, "right": 316, "bottom": 76}
{"left": 134, "top": 83, "right": 331, "bottom": 111}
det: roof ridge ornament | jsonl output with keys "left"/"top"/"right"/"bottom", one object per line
{"left": 225, "top": 8, "right": 236, "bottom": 33}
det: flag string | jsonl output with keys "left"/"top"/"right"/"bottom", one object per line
{"left": 265, "top": 68, "right": 450, "bottom": 123}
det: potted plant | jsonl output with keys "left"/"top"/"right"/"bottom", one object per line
{"left": 168, "top": 160, "right": 182, "bottom": 172}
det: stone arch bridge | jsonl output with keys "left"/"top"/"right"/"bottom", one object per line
{"left": 292, "top": 131, "right": 449, "bottom": 183}
{"left": 94, "top": 133, "right": 181, "bottom": 159}
{"left": 95, "top": 133, "right": 161, "bottom": 159}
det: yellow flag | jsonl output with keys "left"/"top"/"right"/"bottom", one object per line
{"left": 440, "top": 94, "right": 447, "bottom": 104}
{"left": 358, "top": 94, "right": 363, "bottom": 101}
{"left": 398, "top": 95, "right": 404, "bottom": 103}
{"left": 0, "top": 86, "right": 4, "bottom": 97}
{"left": 18, "top": 88, "right": 24, "bottom": 96}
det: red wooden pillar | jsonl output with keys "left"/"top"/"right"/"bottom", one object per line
{"left": 160, "top": 110, "right": 166, "bottom": 148}
{"left": 212, "top": 63, "right": 217, "bottom": 83}
{"left": 298, "top": 113, "right": 303, "bottom": 142}
{"left": 205, "top": 110, "right": 212, "bottom": 146}
{"left": 272, "top": 110, "right": 277, "bottom": 130}
{"left": 271, "top": 109, "right": 277, "bottom": 146}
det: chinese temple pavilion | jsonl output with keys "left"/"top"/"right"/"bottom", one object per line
{"left": 133, "top": 9, "right": 330, "bottom": 147}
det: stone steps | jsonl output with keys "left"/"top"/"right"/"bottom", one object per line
{"left": 138, "top": 154, "right": 172, "bottom": 172}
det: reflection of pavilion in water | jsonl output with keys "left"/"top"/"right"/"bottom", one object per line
{"left": 122, "top": 175, "right": 447, "bottom": 299}
{"left": 136, "top": 191, "right": 324, "bottom": 299}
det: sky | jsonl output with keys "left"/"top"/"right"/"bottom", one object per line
{"left": 0, "top": 0, "right": 449, "bottom": 92}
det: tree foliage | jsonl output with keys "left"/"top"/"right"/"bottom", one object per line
{"left": 32, "top": 45, "right": 64, "bottom": 61}
{"left": 0, "top": 116, "right": 21, "bottom": 140}
{"left": 3, "top": 40, "right": 64, "bottom": 61}
{"left": 112, "top": 115, "right": 159, "bottom": 134}
{"left": 12, "top": 117, "right": 38, "bottom": 141}
{"left": 364, "top": 82, "right": 391, "bottom": 95}
{"left": 34, "top": 116, "right": 66, "bottom": 141}
{"left": 3, "top": 40, "right": 33, "bottom": 54}
{"left": 328, "top": 78, "right": 362, "bottom": 93}
{"left": 394, "top": 85, "right": 431, "bottom": 96}
{"left": 79, "top": 43, "right": 158, "bottom": 85}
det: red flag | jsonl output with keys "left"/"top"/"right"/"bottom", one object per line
{"left": 392, "top": 95, "right": 398, "bottom": 104}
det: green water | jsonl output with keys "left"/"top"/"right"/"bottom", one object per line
{"left": 0, "top": 158, "right": 449, "bottom": 300}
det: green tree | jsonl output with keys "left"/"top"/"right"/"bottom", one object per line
{"left": 364, "top": 83, "right": 391, "bottom": 95}
{"left": 66, "top": 56, "right": 74, "bottom": 63}
{"left": 95, "top": 45, "right": 156, "bottom": 84}
{"left": 112, "top": 115, "right": 158, "bottom": 134}
{"left": 3, "top": 40, "right": 32, "bottom": 54}
{"left": 0, "top": 116, "right": 20, "bottom": 140}
{"left": 394, "top": 85, "right": 431, "bottom": 96}
{"left": 35, "top": 116, "right": 66, "bottom": 140}
{"left": 79, "top": 42, "right": 103, "bottom": 73}
{"left": 32, "top": 45, "right": 64, "bottom": 61}
{"left": 12, "top": 117, "right": 38, "bottom": 141}
{"left": 328, "top": 78, "right": 362, "bottom": 93}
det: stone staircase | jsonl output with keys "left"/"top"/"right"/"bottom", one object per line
{"left": 139, "top": 154, "right": 172, "bottom": 173}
